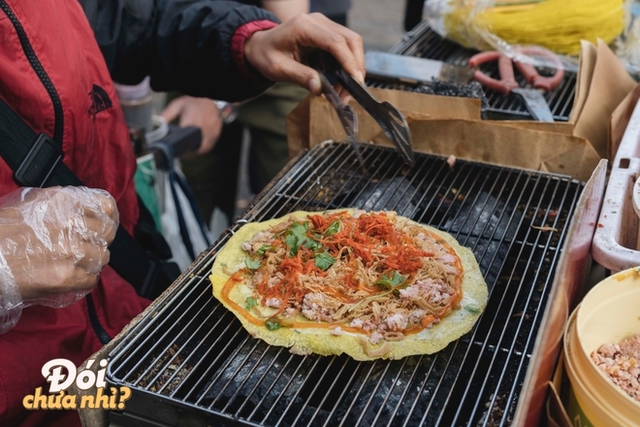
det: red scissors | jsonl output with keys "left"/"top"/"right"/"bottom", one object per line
{"left": 468, "top": 47, "right": 565, "bottom": 122}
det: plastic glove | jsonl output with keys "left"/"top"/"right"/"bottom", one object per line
{"left": 0, "top": 186, "right": 118, "bottom": 334}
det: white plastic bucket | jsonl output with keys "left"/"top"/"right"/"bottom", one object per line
{"left": 563, "top": 267, "right": 640, "bottom": 426}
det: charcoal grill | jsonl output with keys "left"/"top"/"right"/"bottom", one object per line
{"left": 106, "top": 141, "right": 583, "bottom": 426}
{"left": 367, "top": 21, "right": 576, "bottom": 122}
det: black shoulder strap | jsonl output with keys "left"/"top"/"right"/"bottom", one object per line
{"left": 0, "top": 98, "right": 175, "bottom": 298}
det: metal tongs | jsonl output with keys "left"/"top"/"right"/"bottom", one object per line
{"left": 309, "top": 51, "right": 414, "bottom": 167}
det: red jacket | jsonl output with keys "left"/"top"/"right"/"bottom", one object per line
{"left": 0, "top": 0, "right": 276, "bottom": 425}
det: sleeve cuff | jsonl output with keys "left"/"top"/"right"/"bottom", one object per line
{"left": 231, "top": 20, "right": 279, "bottom": 86}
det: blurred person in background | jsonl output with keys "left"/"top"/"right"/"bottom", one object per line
{"left": 312, "top": 0, "right": 351, "bottom": 26}
{"left": 165, "top": 0, "right": 311, "bottom": 230}
{"left": 242, "top": 0, "right": 354, "bottom": 195}
{"left": 168, "top": 1, "right": 354, "bottom": 233}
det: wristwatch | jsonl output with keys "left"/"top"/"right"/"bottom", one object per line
{"left": 214, "top": 100, "right": 238, "bottom": 124}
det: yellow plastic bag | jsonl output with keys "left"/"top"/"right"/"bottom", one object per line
{"left": 425, "top": 0, "right": 626, "bottom": 56}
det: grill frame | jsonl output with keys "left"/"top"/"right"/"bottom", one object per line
{"left": 107, "top": 142, "right": 584, "bottom": 427}
{"left": 367, "top": 21, "right": 576, "bottom": 122}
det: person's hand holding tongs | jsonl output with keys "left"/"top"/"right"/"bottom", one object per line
{"left": 309, "top": 51, "right": 414, "bottom": 168}
{"left": 468, "top": 47, "right": 565, "bottom": 122}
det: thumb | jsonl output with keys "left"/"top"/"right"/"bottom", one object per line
{"left": 277, "top": 57, "right": 322, "bottom": 95}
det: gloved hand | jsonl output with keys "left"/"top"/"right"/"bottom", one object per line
{"left": 0, "top": 186, "right": 118, "bottom": 333}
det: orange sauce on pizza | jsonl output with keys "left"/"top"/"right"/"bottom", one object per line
{"left": 221, "top": 271, "right": 368, "bottom": 333}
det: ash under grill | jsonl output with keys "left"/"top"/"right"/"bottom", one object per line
{"left": 107, "top": 142, "right": 583, "bottom": 427}
{"left": 368, "top": 21, "right": 576, "bottom": 122}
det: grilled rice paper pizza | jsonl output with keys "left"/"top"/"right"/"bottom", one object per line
{"left": 210, "top": 209, "right": 487, "bottom": 361}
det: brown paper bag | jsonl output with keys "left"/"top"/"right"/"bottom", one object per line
{"left": 286, "top": 96, "right": 312, "bottom": 158}
{"left": 572, "top": 39, "right": 638, "bottom": 158}
{"left": 609, "top": 83, "right": 640, "bottom": 160}
{"left": 287, "top": 91, "right": 600, "bottom": 181}
{"left": 286, "top": 40, "right": 636, "bottom": 181}
{"left": 286, "top": 87, "right": 482, "bottom": 157}
{"left": 371, "top": 117, "right": 599, "bottom": 182}
{"left": 569, "top": 40, "right": 597, "bottom": 125}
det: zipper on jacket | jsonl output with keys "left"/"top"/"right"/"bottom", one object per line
{"left": 0, "top": 1, "right": 64, "bottom": 144}
{"left": 1, "top": 2, "right": 112, "bottom": 344}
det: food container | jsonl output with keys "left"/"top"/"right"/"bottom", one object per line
{"left": 114, "top": 76, "right": 155, "bottom": 133}
{"left": 563, "top": 267, "right": 640, "bottom": 426}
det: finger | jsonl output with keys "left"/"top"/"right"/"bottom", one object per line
{"left": 74, "top": 241, "right": 110, "bottom": 274}
{"left": 344, "top": 32, "right": 365, "bottom": 81}
{"left": 189, "top": 100, "right": 223, "bottom": 154}
{"left": 314, "top": 14, "right": 365, "bottom": 80}
{"left": 197, "top": 124, "right": 222, "bottom": 155}
{"left": 160, "top": 97, "right": 186, "bottom": 123}
{"left": 273, "top": 55, "right": 323, "bottom": 95}
{"left": 89, "top": 243, "right": 111, "bottom": 270}
{"left": 305, "top": 14, "right": 365, "bottom": 82}
{"left": 81, "top": 214, "right": 117, "bottom": 246}
{"left": 102, "top": 217, "right": 117, "bottom": 244}
{"left": 80, "top": 189, "right": 119, "bottom": 242}
{"left": 82, "top": 216, "right": 117, "bottom": 246}
{"left": 90, "top": 189, "right": 118, "bottom": 220}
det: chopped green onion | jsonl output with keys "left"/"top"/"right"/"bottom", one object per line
{"left": 465, "top": 306, "right": 480, "bottom": 314}
{"left": 245, "top": 296, "right": 258, "bottom": 311}
{"left": 265, "top": 319, "right": 281, "bottom": 331}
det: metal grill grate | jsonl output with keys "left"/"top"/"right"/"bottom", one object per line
{"left": 367, "top": 21, "right": 576, "bottom": 122}
{"left": 107, "top": 142, "right": 583, "bottom": 426}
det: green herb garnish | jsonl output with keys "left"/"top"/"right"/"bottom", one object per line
{"left": 284, "top": 221, "right": 323, "bottom": 255}
{"left": 302, "top": 238, "right": 322, "bottom": 251}
{"left": 257, "top": 244, "right": 272, "bottom": 255}
{"left": 314, "top": 252, "right": 336, "bottom": 271}
{"left": 244, "top": 258, "right": 261, "bottom": 270}
{"left": 265, "top": 319, "right": 281, "bottom": 331}
{"left": 245, "top": 296, "right": 258, "bottom": 311}
{"left": 285, "top": 222, "right": 309, "bottom": 256}
{"left": 325, "top": 220, "right": 341, "bottom": 236}
{"left": 374, "top": 271, "right": 407, "bottom": 290}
